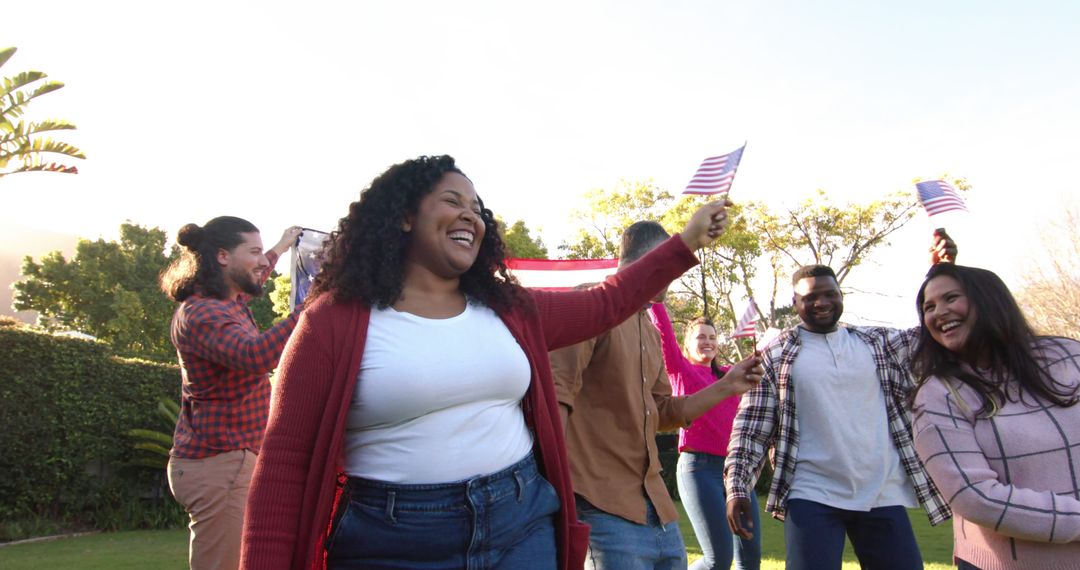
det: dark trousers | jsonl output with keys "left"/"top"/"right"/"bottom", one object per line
{"left": 784, "top": 499, "right": 923, "bottom": 570}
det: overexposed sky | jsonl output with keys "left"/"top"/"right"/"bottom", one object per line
{"left": 3, "top": 0, "right": 1078, "bottom": 325}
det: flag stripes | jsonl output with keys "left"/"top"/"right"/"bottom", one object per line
{"left": 505, "top": 258, "right": 619, "bottom": 291}
{"left": 915, "top": 180, "right": 968, "bottom": 216}
{"left": 731, "top": 298, "right": 759, "bottom": 339}
{"left": 684, "top": 144, "right": 746, "bottom": 195}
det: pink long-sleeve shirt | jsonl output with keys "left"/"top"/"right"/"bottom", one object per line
{"left": 912, "top": 337, "right": 1080, "bottom": 570}
{"left": 647, "top": 303, "right": 740, "bottom": 456}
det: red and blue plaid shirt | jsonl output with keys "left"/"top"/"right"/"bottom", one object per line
{"left": 169, "top": 252, "right": 300, "bottom": 459}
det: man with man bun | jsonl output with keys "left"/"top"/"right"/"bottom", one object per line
{"left": 159, "top": 217, "right": 301, "bottom": 570}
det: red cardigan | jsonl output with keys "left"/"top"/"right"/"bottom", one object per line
{"left": 240, "top": 235, "right": 699, "bottom": 570}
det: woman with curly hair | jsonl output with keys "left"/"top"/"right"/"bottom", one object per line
{"left": 241, "top": 155, "right": 733, "bottom": 570}
{"left": 911, "top": 263, "right": 1080, "bottom": 570}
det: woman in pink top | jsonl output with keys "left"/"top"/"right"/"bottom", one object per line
{"left": 911, "top": 263, "right": 1080, "bottom": 570}
{"left": 648, "top": 304, "right": 760, "bottom": 570}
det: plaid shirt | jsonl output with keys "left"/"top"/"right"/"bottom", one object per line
{"left": 724, "top": 324, "right": 952, "bottom": 525}
{"left": 170, "top": 251, "right": 300, "bottom": 458}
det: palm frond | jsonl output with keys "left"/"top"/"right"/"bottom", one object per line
{"left": 0, "top": 47, "right": 16, "bottom": 70}
{"left": 128, "top": 457, "right": 168, "bottom": 470}
{"left": 2, "top": 81, "right": 64, "bottom": 122}
{"left": 157, "top": 398, "right": 180, "bottom": 431}
{"left": 132, "top": 442, "right": 172, "bottom": 457}
{"left": 0, "top": 119, "right": 76, "bottom": 142}
{"left": 126, "top": 428, "right": 175, "bottom": 447}
{"left": 0, "top": 160, "right": 79, "bottom": 177}
{"left": 1, "top": 71, "right": 49, "bottom": 100}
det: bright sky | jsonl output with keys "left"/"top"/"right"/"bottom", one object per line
{"left": 4, "top": 1, "right": 1078, "bottom": 326}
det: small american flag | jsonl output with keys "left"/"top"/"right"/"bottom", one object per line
{"left": 505, "top": 258, "right": 619, "bottom": 291}
{"left": 683, "top": 144, "right": 746, "bottom": 195}
{"left": 731, "top": 298, "right": 758, "bottom": 339}
{"left": 915, "top": 180, "right": 968, "bottom": 217}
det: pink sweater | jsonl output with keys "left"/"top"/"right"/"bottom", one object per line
{"left": 647, "top": 303, "right": 739, "bottom": 456}
{"left": 912, "top": 337, "right": 1080, "bottom": 570}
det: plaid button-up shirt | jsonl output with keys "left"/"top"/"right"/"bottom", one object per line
{"left": 724, "top": 324, "right": 952, "bottom": 525}
{"left": 169, "top": 253, "right": 300, "bottom": 459}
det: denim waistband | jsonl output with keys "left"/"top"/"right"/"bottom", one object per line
{"left": 346, "top": 453, "right": 540, "bottom": 509}
{"left": 680, "top": 450, "right": 727, "bottom": 463}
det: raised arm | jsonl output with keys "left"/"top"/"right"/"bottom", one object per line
{"left": 913, "top": 379, "right": 1080, "bottom": 543}
{"left": 646, "top": 302, "right": 695, "bottom": 380}
{"left": 267, "top": 226, "right": 303, "bottom": 261}
{"left": 533, "top": 200, "right": 731, "bottom": 350}
{"left": 180, "top": 300, "right": 300, "bottom": 375}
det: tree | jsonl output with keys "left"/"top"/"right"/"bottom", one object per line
{"left": 559, "top": 179, "right": 936, "bottom": 361}
{"left": 500, "top": 218, "right": 549, "bottom": 259}
{"left": 1016, "top": 204, "right": 1080, "bottom": 338}
{"left": 0, "top": 47, "right": 85, "bottom": 178}
{"left": 269, "top": 274, "right": 293, "bottom": 322}
{"left": 558, "top": 180, "right": 673, "bottom": 259}
{"left": 13, "top": 222, "right": 279, "bottom": 359}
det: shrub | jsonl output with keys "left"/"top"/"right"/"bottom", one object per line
{"left": 0, "top": 326, "right": 183, "bottom": 539}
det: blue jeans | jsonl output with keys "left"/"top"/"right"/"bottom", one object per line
{"left": 784, "top": 499, "right": 923, "bottom": 570}
{"left": 677, "top": 452, "right": 761, "bottom": 570}
{"left": 576, "top": 495, "right": 687, "bottom": 570}
{"left": 326, "top": 454, "right": 559, "bottom": 570}
{"left": 955, "top": 560, "right": 980, "bottom": 570}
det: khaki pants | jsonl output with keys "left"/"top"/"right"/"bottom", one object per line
{"left": 168, "top": 450, "right": 256, "bottom": 570}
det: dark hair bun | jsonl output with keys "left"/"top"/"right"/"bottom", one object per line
{"left": 176, "top": 223, "right": 204, "bottom": 249}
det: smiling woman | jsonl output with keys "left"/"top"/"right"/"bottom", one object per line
{"left": 910, "top": 264, "right": 1080, "bottom": 570}
{"left": 240, "top": 154, "right": 734, "bottom": 570}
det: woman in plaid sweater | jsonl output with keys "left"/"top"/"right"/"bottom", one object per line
{"left": 911, "top": 263, "right": 1080, "bottom": 570}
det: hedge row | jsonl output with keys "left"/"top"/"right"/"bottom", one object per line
{"left": 0, "top": 324, "right": 181, "bottom": 527}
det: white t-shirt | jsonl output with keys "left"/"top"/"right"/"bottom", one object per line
{"left": 787, "top": 326, "right": 917, "bottom": 510}
{"left": 343, "top": 302, "right": 534, "bottom": 483}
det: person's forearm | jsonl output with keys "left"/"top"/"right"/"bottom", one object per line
{"left": 680, "top": 381, "right": 738, "bottom": 423}
{"left": 268, "top": 238, "right": 292, "bottom": 258}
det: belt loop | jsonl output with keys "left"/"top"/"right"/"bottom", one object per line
{"left": 514, "top": 470, "right": 526, "bottom": 503}
{"left": 385, "top": 490, "right": 397, "bottom": 524}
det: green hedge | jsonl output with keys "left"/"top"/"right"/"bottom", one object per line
{"left": 0, "top": 324, "right": 183, "bottom": 537}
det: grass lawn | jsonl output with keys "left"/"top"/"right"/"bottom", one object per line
{"left": 0, "top": 502, "right": 954, "bottom": 569}
{"left": 678, "top": 502, "right": 955, "bottom": 570}
{"left": 0, "top": 529, "right": 189, "bottom": 570}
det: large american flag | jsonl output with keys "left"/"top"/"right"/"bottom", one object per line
{"left": 683, "top": 144, "right": 746, "bottom": 195}
{"left": 290, "top": 228, "right": 330, "bottom": 309}
{"left": 915, "top": 180, "right": 968, "bottom": 216}
{"left": 730, "top": 298, "right": 759, "bottom": 339}
{"left": 505, "top": 258, "right": 619, "bottom": 291}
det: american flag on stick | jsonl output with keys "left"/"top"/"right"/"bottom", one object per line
{"left": 505, "top": 258, "right": 619, "bottom": 291}
{"left": 731, "top": 298, "right": 759, "bottom": 339}
{"left": 683, "top": 143, "right": 746, "bottom": 195}
{"left": 915, "top": 180, "right": 968, "bottom": 217}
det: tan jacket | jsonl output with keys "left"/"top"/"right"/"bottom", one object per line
{"left": 550, "top": 309, "right": 689, "bottom": 525}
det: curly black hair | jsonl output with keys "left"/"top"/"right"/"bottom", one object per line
{"left": 310, "top": 155, "right": 524, "bottom": 311}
